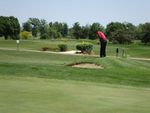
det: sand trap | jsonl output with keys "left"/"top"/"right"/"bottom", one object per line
{"left": 72, "top": 63, "right": 104, "bottom": 69}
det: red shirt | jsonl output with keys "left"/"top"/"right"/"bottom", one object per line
{"left": 97, "top": 31, "right": 107, "bottom": 41}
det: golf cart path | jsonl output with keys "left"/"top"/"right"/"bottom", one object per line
{"left": 0, "top": 48, "right": 150, "bottom": 61}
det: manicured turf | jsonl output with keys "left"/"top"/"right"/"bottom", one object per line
{"left": 0, "top": 77, "right": 150, "bottom": 113}
{"left": 0, "top": 49, "right": 150, "bottom": 87}
{"left": 0, "top": 39, "right": 150, "bottom": 58}
{"left": 0, "top": 39, "right": 150, "bottom": 113}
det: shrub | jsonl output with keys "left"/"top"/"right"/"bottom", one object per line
{"left": 76, "top": 42, "right": 93, "bottom": 54}
{"left": 41, "top": 47, "right": 59, "bottom": 51}
{"left": 40, "top": 33, "right": 49, "bottom": 39}
{"left": 58, "top": 44, "right": 67, "bottom": 52}
{"left": 20, "top": 31, "right": 32, "bottom": 39}
{"left": 42, "top": 47, "right": 49, "bottom": 51}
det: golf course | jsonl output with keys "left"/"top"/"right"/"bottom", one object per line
{"left": 0, "top": 39, "right": 150, "bottom": 113}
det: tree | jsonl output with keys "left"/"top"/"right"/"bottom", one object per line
{"left": 23, "top": 22, "right": 32, "bottom": 32}
{"left": 124, "top": 22, "right": 136, "bottom": 40}
{"left": 72, "top": 22, "right": 82, "bottom": 39}
{"left": 0, "top": 16, "right": 20, "bottom": 40}
{"left": 106, "top": 22, "right": 125, "bottom": 41}
{"left": 28, "top": 18, "right": 41, "bottom": 37}
{"left": 135, "top": 24, "right": 143, "bottom": 40}
{"left": 39, "top": 19, "right": 47, "bottom": 35}
{"left": 111, "top": 29, "right": 132, "bottom": 44}
{"left": 106, "top": 22, "right": 134, "bottom": 44}
{"left": 80, "top": 25, "right": 90, "bottom": 39}
{"left": 140, "top": 23, "right": 150, "bottom": 44}
{"left": 48, "top": 27, "right": 61, "bottom": 39}
{"left": 48, "top": 22, "right": 62, "bottom": 38}
{"left": 89, "top": 23, "right": 104, "bottom": 40}
{"left": 61, "top": 23, "right": 68, "bottom": 37}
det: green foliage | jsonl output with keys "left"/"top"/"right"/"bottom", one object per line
{"left": 106, "top": 22, "right": 135, "bottom": 44}
{"left": 48, "top": 28, "right": 62, "bottom": 39}
{"left": 39, "top": 19, "right": 47, "bottom": 35}
{"left": 111, "top": 30, "right": 133, "bottom": 44}
{"left": 61, "top": 23, "right": 68, "bottom": 37}
{"left": 71, "top": 22, "right": 104, "bottom": 40}
{"left": 72, "top": 22, "right": 82, "bottom": 39}
{"left": 140, "top": 23, "right": 150, "bottom": 44}
{"left": 41, "top": 47, "right": 58, "bottom": 51}
{"left": 32, "top": 26, "right": 39, "bottom": 37}
{"left": 40, "top": 33, "right": 49, "bottom": 39}
{"left": 89, "top": 22, "right": 104, "bottom": 40}
{"left": 58, "top": 44, "right": 68, "bottom": 51}
{"left": 28, "top": 21, "right": 66, "bottom": 39}
{"left": 0, "top": 16, "right": 20, "bottom": 40}
{"left": 48, "top": 22, "right": 68, "bottom": 38}
{"left": 27, "top": 18, "right": 43, "bottom": 37}
{"left": 22, "top": 22, "right": 32, "bottom": 32}
{"left": 80, "top": 25, "right": 90, "bottom": 39}
{"left": 76, "top": 42, "right": 93, "bottom": 54}
{"left": 20, "top": 31, "right": 32, "bottom": 39}
{"left": 41, "top": 47, "right": 49, "bottom": 51}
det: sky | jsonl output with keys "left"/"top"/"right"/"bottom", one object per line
{"left": 0, "top": 0, "right": 150, "bottom": 27}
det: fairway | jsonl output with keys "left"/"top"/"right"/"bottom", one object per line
{"left": 0, "top": 77, "right": 150, "bottom": 113}
{"left": 1, "top": 0, "right": 150, "bottom": 112}
{"left": 0, "top": 40, "right": 150, "bottom": 113}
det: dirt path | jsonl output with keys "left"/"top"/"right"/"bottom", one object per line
{"left": 128, "top": 57, "right": 150, "bottom": 61}
{"left": 0, "top": 48, "right": 150, "bottom": 61}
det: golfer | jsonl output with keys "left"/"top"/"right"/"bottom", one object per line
{"left": 97, "top": 31, "right": 107, "bottom": 57}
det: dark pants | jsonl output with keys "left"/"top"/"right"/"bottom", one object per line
{"left": 100, "top": 40, "right": 107, "bottom": 57}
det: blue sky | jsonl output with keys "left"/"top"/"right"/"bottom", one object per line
{"left": 0, "top": 0, "right": 150, "bottom": 27}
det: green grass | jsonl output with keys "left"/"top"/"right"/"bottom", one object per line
{"left": 0, "top": 39, "right": 150, "bottom": 113}
{"left": 0, "top": 77, "right": 150, "bottom": 113}
{"left": 0, "top": 39, "right": 150, "bottom": 58}
{"left": 0, "top": 49, "right": 150, "bottom": 87}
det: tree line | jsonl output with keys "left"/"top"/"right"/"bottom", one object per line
{"left": 0, "top": 16, "right": 150, "bottom": 44}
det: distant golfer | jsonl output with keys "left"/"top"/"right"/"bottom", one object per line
{"left": 97, "top": 31, "right": 107, "bottom": 57}
{"left": 116, "top": 48, "right": 119, "bottom": 57}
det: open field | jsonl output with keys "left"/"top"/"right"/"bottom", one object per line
{"left": 0, "top": 39, "right": 150, "bottom": 113}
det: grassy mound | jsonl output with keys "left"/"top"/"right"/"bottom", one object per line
{"left": 0, "top": 49, "right": 150, "bottom": 87}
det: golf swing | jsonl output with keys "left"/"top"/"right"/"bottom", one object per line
{"left": 97, "top": 31, "right": 107, "bottom": 57}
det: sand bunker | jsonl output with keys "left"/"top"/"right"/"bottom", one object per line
{"left": 71, "top": 63, "right": 104, "bottom": 69}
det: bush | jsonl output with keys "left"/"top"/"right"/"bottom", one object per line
{"left": 40, "top": 33, "right": 49, "bottom": 39}
{"left": 76, "top": 42, "right": 93, "bottom": 54}
{"left": 58, "top": 44, "right": 67, "bottom": 52}
{"left": 42, "top": 47, "right": 49, "bottom": 51}
{"left": 20, "top": 31, "right": 32, "bottom": 39}
{"left": 41, "top": 47, "right": 59, "bottom": 51}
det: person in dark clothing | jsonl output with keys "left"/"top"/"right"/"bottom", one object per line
{"left": 116, "top": 48, "right": 119, "bottom": 57}
{"left": 97, "top": 31, "right": 107, "bottom": 57}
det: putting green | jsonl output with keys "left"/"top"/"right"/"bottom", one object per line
{"left": 0, "top": 77, "right": 150, "bottom": 113}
